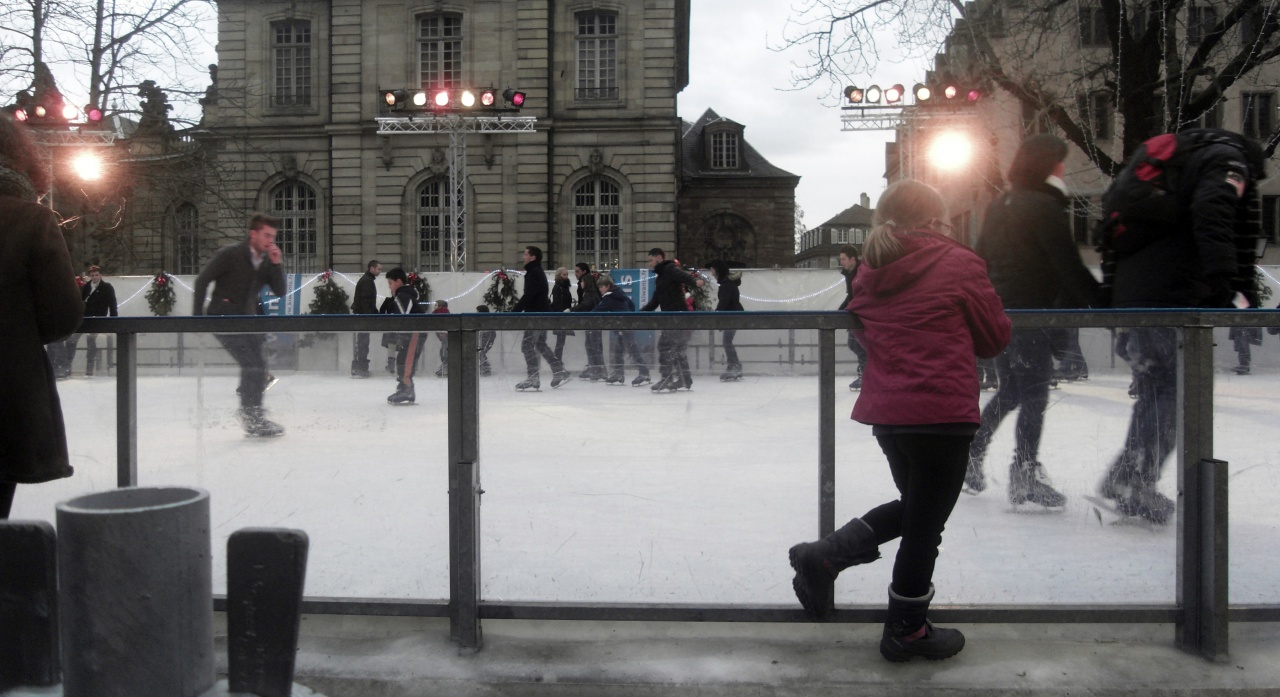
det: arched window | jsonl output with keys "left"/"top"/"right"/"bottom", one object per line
{"left": 572, "top": 177, "right": 621, "bottom": 269}
{"left": 173, "top": 203, "right": 199, "bottom": 274}
{"left": 416, "top": 178, "right": 463, "bottom": 271}
{"left": 270, "top": 181, "right": 319, "bottom": 273}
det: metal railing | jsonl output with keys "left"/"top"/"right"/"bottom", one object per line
{"left": 77, "top": 309, "right": 1280, "bottom": 660}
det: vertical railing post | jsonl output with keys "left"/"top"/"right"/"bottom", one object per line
{"left": 116, "top": 332, "right": 138, "bottom": 488}
{"left": 818, "top": 329, "right": 835, "bottom": 538}
{"left": 1175, "top": 323, "right": 1228, "bottom": 660}
{"left": 447, "top": 326, "right": 482, "bottom": 650}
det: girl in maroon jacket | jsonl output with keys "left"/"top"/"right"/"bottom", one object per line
{"left": 788, "top": 180, "right": 1011, "bottom": 662}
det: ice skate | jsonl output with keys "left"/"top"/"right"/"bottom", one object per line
{"left": 604, "top": 375, "right": 625, "bottom": 385}
{"left": 515, "top": 378, "right": 541, "bottom": 392}
{"left": 351, "top": 368, "right": 371, "bottom": 379}
{"left": 848, "top": 376, "right": 862, "bottom": 391}
{"left": 1097, "top": 480, "right": 1174, "bottom": 525}
{"left": 720, "top": 365, "right": 742, "bottom": 382}
{"left": 650, "top": 376, "right": 677, "bottom": 392}
{"left": 551, "top": 370, "right": 572, "bottom": 389}
{"left": 387, "top": 384, "right": 416, "bottom": 405}
{"left": 239, "top": 407, "right": 284, "bottom": 438}
{"left": 264, "top": 374, "right": 279, "bottom": 391}
{"left": 631, "top": 373, "right": 652, "bottom": 387}
{"left": 963, "top": 460, "right": 986, "bottom": 494}
{"left": 1008, "top": 461, "right": 1066, "bottom": 508}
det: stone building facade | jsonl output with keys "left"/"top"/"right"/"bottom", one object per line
{"left": 194, "top": 0, "right": 690, "bottom": 275}
{"left": 793, "top": 194, "right": 873, "bottom": 269}
{"left": 677, "top": 109, "right": 799, "bottom": 268}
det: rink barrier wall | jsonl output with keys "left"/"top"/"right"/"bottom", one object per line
{"left": 77, "top": 309, "right": 1280, "bottom": 662}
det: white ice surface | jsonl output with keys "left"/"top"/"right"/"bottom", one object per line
{"left": 10, "top": 328, "right": 1280, "bottom": 609}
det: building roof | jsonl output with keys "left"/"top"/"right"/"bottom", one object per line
{"left": 816, "top": 202, "right": 874, "bottom": 228}
{"left": 681, "top": 109, "right": 798, "bottom": 180}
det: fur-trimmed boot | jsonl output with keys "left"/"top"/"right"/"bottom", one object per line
{"left": 787, "top": 518, "right": 880, "bottom": 621}
{"left": 879, "top": 584, "right": 965, "bottom": 662}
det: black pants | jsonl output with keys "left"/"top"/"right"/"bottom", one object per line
{"left": 1051, "top": 327, "right": 1088, "bottom": 377}
{"left": 848, "top": 331, "right": 867, "bottom": 374}
{"left": 657, "top": 329, "right": 691, "bottom": 384}
{"left": 969, "top": 328, "right": 1054, "bottom": 468}
{"left": 394, "top": 332, "right": 424, "bottom": 388}
{"left": 353, "top": 332, "right": 370, "bottom": 372}
{"left": 607, "top": 330, "right": 649, "bottom": 378}
{"left": 216, "top": 333, "right": 269, "bottom": 408}
{"left": 722, "top": 329, "right": 740, "bottom": 369}
{"left": 858, "top": 433, "right": 971, "bottom": 599}
{"left": 584, "top": 330, "right": 605, "bottom": 370}
{"left": 1107, "top": 327, "right": 1177, "bottom": 489}
{"left": 522, "top": 329, "right": 563, "bottom": 379}
{"left": 0, "top": 481, "right": 15, "bottom": 519}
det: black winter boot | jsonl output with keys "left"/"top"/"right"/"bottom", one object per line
{"left": 879, "top": 584, "right": 965, "bottom": 662}
{"left": 788, "top": 518, "right": 880, "bottom": 621}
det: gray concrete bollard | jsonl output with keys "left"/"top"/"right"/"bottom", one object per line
{"left": 55, "top": 487, "right": 214, "bottom": 697}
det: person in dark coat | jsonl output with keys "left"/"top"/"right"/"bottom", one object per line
{"left": 967, "top": 134, "right": 1101, "bottom": 508}
{"left": 1101, "top": 128, "right": 1265, "bottom": 524}
{"left": 836, "top": 245, "right": 869, "bottom": 390}
{"left": 550, "top": 266, "right": 575, "bottom": 362}
{"left": 351, "top": 259, "right": 381, "bottom": 378}
{"left": 571, "top": 262, "right": 605, "bottom": 380}
{"left": 640, "top": 248, "right": 703, "bottom": 392}
{"left": 788, "top": 180, "right": 1011, "bottom": 662}
{"left": 193, "top": 213, "right": 288, "bottom": 437}
{"left": 704, "top": 260, "right": 744, "bottom": 381}
{"left": 593, "top": 275, "right": 650, "bottom": 386}
{"left": 475, "top": 305, "right": 496, "bottom": 376}
{"left": 513, "top": 246, "right": 569, "bottom": 390}
{"left": 73, "top": 264, "right": 118, "bottom": 376}
{"left": 382, "top": 267, "right": 426, "bottom": 404}
{"left": 0, "top": 113, "right": 84, "bottom": 518}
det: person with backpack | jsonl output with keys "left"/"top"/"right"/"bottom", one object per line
{"left": 966, "top": 134, "right": 1101, "bottom": 508}
{"left": 1097, "top": 127, "right": 1265, "bottom": 524}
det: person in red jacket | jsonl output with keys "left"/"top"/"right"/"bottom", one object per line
{"left": 787, "top": 180, "right": 1011, "bottom": 663}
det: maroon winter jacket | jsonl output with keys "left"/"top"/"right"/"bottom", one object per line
{"left": 847, "top": 229, "right": 1010, "bottom": 427}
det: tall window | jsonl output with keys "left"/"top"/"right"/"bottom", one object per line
{"left": 174, "top": 203, "right": 199, "bottom": 274}
{"left": 1242, "top": 92, "right": 1274, "bottom": 139}
{"left": 272, "top": 20, "right": 311, "bottom": 107}
{"left": 1078, "top": 6, "right": 1108, "bottom": 47}
{"left": 1078, "top": 91, "right": 1114, "bottom": 140}
{"left": 576, "top": 12, "right": 618, "bottom": 100}
{"left": 1187, "top": 5, "right": 1218, "bottom": 46}
{"left": 710, "top": 130, "right": 739, "bottom": 169}
{"left": 416, "top": 178, "right": 463, "bottom": 272}
{"left": 419, "top": 14, "right": 462, "bottom": 90}
{"left": 573, "top": 178, "right": 621, "bottom": 269}
{"left": 270, "top": 181, "right": 319, "bottom": 273}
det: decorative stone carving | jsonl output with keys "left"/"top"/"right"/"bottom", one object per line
{"left": 281, "top": 154, "right": 299, "bottom": 180}
{"left": 588, "top": 148, "right": 605, "bottom": 174}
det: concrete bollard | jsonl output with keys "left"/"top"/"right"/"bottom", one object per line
{"left": 56, "top": 487, "right": 214, "bottom": 697}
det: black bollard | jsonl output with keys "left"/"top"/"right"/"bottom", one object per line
{"left": 227, "top": 528, "right": 309, "bottom": 697}
{"left": 56, "top": 487, "right": 215, "bottom": 697}
{"left": 0, "top": 521, "right": 59, "bottom": 688}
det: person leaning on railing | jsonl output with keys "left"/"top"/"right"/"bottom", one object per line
{"left": 0, "top": 113, "right": 84, "bottom": 518}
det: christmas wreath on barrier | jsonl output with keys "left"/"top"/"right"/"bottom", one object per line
{"left": 145, "top": 272, "right": 177, "bottom": 316}
{"left": 308, "top": 270, "right": 351, "bottom": 315}
{"left": 678, "top": 261, "right": 713, "bottom": 311}
{"left": 408, "top": 271, "right": 432, "bottom": 303}
{"left": 483, "top": 270, "right": 518, "bottom": 312}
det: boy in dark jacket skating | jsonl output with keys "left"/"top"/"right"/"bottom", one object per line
{"left": 382, "top": 268, "right": 426, "bottom": 404}
{"left": 593, "top": 275, "right": 651, "bottom": 386}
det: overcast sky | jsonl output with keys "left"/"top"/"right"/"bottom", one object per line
{"left": 678, "top": 1, "right": 931, "bottom": 230}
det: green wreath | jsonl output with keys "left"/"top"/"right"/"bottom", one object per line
{"left": 483, "top": 270, "right": 518, "bottom": 312}
{"left": 145, "top": 272, "right": 177, "bottom": 316}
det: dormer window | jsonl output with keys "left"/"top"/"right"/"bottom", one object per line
{"left": 709, "top": 129, "right": 739, "bottom": 169}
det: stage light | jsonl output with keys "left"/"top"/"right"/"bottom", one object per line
{"left": 864, "top": 85, "right": 882, "bottom": 104}
{"left": 71, "top": 151, "right": 104, "bottom": 181}
{"left": 13, "top": 108, "right": 28, "bottom": 121}
{"left": 884, "top": 84, "right": 905, "bottom": 104}
{"left": 913, "top": 83, "right": 931, "bottom": 102}
{"left": 434, "top": 89, "right": 450, "bottom": 107}
{"left": 61, "top": 104, "right": 79, "bottom": 121}
{"left": 844, "top": 85, "right": 865, "bottom": 104}
{"left": 412, "top": 91, "right": 428, "bottom": 107}
{"left": 503, "top": 88, "right": 525, "bottom": 108}
{"left": 480, "top": 89, "right": 496, "bottom": 107}
{"left": 460, "top": 89, "right": 476, "bottom": 107}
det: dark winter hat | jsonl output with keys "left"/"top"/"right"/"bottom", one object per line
{"left": 1007, "top": 134, "right": 1068, "bottom": 188}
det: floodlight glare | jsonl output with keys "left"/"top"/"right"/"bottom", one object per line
{"left": 13, "top": 108, "right": 28, "bottom": 122}
{"left": 865, "top": 85, "right": 883, "bottom": 104}
{"left": 927, "top": 131, "right": 975, "bottom": 172}
{"left": 412, "top": 91, "right": 428, "bottom": 107}
{"left": 943, "top": 84, "right": 960, "bottom": 100}
{"left": 884, "top": 84, "right": 905, "bottom": 104}
{"left": 480, "top": 89, "right": 496, "bottom": 107}
{"left": 967, "top": 88, "right": 983, "bottom": 102}
{"left": 461, "top": 89, "right": 476, "bottom": 107}
{"left": 844, "top": 85, "right": 865, "bottom": 104}
{"left": 913, "top": 83, "right": 931, "bottom": 102}
{"left": 61, "top": 104, "right": 78, "bottom": 121}
{"left": 434, "top": 90, "right": 450, "bottom": 107}
{"left": 35, "top": 105, "right": 47, "bottom": 118}
{"left": 71, "top": 151, "right": 104, "bottom": 181}
{"left": 503, "top": 88, "right": 525, "bottom": 108}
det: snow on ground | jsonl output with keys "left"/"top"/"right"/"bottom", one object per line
{"left": 10, "top": 329, "right": 1280, "bottom": 609}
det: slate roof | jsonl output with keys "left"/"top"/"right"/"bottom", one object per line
{"left": 681, "top": 109, "right": 798, "bottom": 181}
{"left": 817, "top": 203, "right": 874, "bottom": 228}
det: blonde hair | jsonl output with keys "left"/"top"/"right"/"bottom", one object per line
{"left": 555, "top": 267, "right": 569, "bottom": 280}
{"left": 863, "top": 180, "right": 949, "bottom": 268}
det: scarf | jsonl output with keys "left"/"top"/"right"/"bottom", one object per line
{"left": 0, "top": 157, "right": 37, "bottom": 201}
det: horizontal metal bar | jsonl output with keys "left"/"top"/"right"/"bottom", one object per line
{"left": 213, "top": 595, "right": 449, "bottom": 618}
{"left": 74, "top": 309, "right": 1280, "bottom": 335}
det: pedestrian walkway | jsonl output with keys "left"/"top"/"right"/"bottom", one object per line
{"left": 233, "top": 615, "right": 1280, "bottom": 696}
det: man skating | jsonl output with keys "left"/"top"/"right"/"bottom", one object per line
{"left": 640, "top": 248, "right": 703, "bottom": 392}
{"left": 513, "top": 246, "right": 570, "bottom": 391}
{"left": 382, "top": 268, "right": 426, "bottom": 404}
{"left": 351, "top": 259, "right": 381, "bottom": 378}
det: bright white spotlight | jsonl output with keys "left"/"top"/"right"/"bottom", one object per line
{"left": 927, "top": 131, "right": 974, "bottom": 172}
{"left": 71, "top": 151, "right": 104, "bottom": 181}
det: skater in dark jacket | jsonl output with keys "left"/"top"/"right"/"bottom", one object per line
{"left": 837, "top": 245, "right": 868, "bottom": 390}
{"left": 75, "top": 264, "right": 118, "bottom": 376}
{"left": 351, "top": 259, "right": 381, "bottom": 377}
{"left": 704, "top": 260, "right": 744, "bottom": 381}
{"left": 640, "top": 248, "right": 703, "bottom": 392}
{"left": 967, "top": 134, "right": 1101, "bottom": 507}
{"left": 593, "top": 275, "right": 651, "bottom": 386}
{"left": 571, "top": 262, "right": 606, "bottom": 380}
{"left": 550, "top": 267, "right": 575, "bottom": 362}
{"left": 383, "top": 267, "right": 426, "bottom": 404}
{"left": 788, "top": 180, "right": 1011, "bottom": 663}
{"left": 513, "top": 246, "right": 569, "bottom": 390}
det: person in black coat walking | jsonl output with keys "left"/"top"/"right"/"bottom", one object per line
{"left": 967, "top": 134, "right": 1101, "bottom": 508}
{"left": 0, "top": 113, "right": 83, "bottom": 518}
{"left": 513, "top": 246, "right": 569, "bottom": 390}
{"left": 351, "top": 259, "right": 381, "bottom": 378}
{"left": 704, "top": 260, "right": 744, "bottom": 381}
{"left": 193, "top": 213, "right": 288, "bottom": 437}
{"left": 640, "top": 248, "right": 703, "bottom": 392}
{"left": 571, "top": 262, "right": 606, "bottom": 380}
{"left": 73, "top": 264, "right": 118, "bottom": 376}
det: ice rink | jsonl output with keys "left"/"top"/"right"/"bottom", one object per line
{"left": 9, "top": 327, "right": 1280, "bottom": 610}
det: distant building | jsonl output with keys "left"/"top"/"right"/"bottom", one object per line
{"left": 794, "top": 194, "right": 874, "bottom": 269}
{"left": 677, "top": 109, "right": 799, "bottom": 268}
